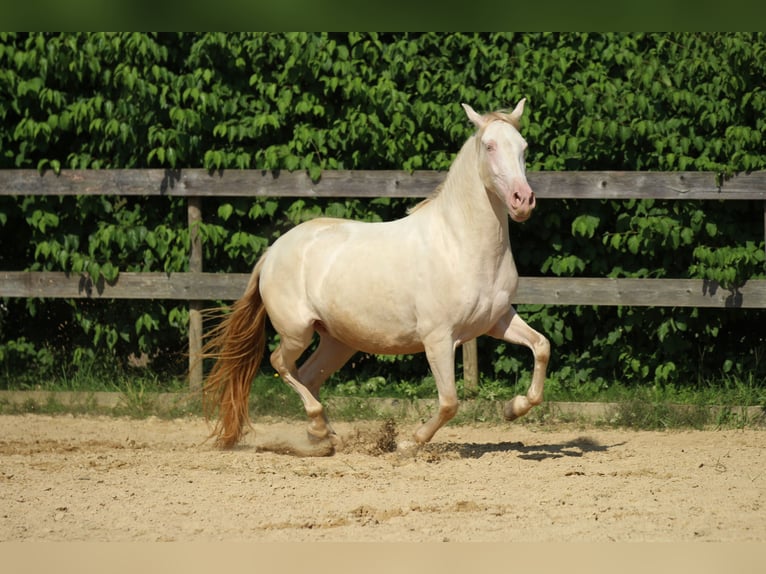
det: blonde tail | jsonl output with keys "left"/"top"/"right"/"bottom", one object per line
{"left": 202, "top": 255, "right": 268, "bottom": 448}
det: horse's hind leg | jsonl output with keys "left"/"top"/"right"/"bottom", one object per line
{"left": 297, "top": 333, "right": 356, "bottom": 445}
{"left": 269, "top": 331, "right": 333, "bottom": 442}
{"left": 299, "top": 332, "right": 356, "bottom": 398}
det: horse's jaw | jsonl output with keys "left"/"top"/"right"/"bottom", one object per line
{"left": 509, "top": 209, "right": 532, "bottom": 223}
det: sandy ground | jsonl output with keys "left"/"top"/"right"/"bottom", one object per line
{"left": 1, "top": 413, "right": 764, "bottom": 542}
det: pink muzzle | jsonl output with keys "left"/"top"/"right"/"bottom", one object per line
{"left": 506, "top": 178, "right": 536, "bottom": 222}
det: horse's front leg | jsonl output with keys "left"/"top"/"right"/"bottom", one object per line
{"left": 488, "top": 307, "right": 550, "bottom": 421}
{"left": 414, "top": 338, "right": 459, "bottom": 444}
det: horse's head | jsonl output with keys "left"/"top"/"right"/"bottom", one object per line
{"left": 462, "top": 100, "right": 535, "bottom": 222}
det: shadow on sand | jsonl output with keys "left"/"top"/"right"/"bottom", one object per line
{"left": 423, "top": 436, "right": 625, "bottom": 461}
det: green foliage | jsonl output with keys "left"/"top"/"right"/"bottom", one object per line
{"left": 1, "top": 32, "right": 765, "bottom": 394}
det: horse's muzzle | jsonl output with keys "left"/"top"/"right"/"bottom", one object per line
{"left": 509, "top": 190, "right": 535, "bottom": 222}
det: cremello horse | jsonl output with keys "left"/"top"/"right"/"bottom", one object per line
{"left": 203, "top": 100, "right": 550, "bottom": 450}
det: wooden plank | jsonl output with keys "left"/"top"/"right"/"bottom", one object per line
{"left": 0, "top": 169, "right": 178, "bottom": 196}
{"left": 515, "top": 277, "right": 766, "bottom": 308}
{"left": 0, "top": 271, "right": 249, "bottom": 300}
{"left": 3, "top": 272, "right": 766, "bottom": 308}
{"left": 1, "top": 169, "right": 764, "bottom": 200}
{"left": 176, "top": 169, "right": 446, "bottom": 199}
{"left": 527, "top": 171, "right": 766, "bottom": 200}
{"left": 0, "top": 169, "right": 443, "bottom": 198}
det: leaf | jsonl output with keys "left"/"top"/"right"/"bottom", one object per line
{"left": 218, "top": 203, "right": 234, "bottom": 221}
{"left": 3, "top": 32, "right": 766, "bottom": 392}
{"left": 571, "top": 214, "right": 600, "bottom": 238}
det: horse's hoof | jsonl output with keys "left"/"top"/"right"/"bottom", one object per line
{"left": 503, "top": 404, "right": 519, "bottom": 421}
{"left": 503, "top": 395, "right": 531, "bottom": 421}
{"left": 396, "top": 439, "right": 419, "bottom": 453}
{"left": 328, "top": 432, "right": 344, "bottom": 451}
{"left": 306, "top": 427, "right": 330, "bottom": 443}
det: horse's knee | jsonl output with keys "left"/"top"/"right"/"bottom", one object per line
{"left": 535, "top": 335, "right": 551, "bottom": 365}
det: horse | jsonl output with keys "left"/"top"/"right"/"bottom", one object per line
{"left": 202, "top": 99, "right": 550, "bottom": 451}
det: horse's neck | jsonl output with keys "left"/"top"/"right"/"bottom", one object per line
{"left": 429, "top": 137, "right": 511, "bottom": 252}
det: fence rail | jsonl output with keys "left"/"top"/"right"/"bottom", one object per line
{"left": 2, "top": 168, "right": 766, "bottom": 199}
{"left": 2, "top": 169, "right": 766, "bottom": 388}
{"left": 3, "top": 272, "right": 766, "bottom": 309}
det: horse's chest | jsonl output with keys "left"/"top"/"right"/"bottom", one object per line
{"left": 432, "top": 267, "right": 508, "bottom": 334}
{"left": 473, "top": 280, "right": 514, "bottom": 322}
{"left": 469, "top": 257, "right": 518, "bottom": 321}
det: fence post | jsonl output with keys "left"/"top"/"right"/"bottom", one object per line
{"left": 188, "top": 197, "right": 203, "bottom": 390}
{"left": 462, "top": 338, "right": 479, "bottom": 394}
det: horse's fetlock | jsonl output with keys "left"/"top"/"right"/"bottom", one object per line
{"left": 413, "top": 428, "right": 431, "bottom": 444}
{"left": 305, "top": 403, "right": 324, "bottom": 419}
{"left": 307, "top": 417, "right": 329, "bottom": 439}
{"left": 504, "top": 395, "right": 531, "bottom": 420}
{"left": 440, "top": 400, "right": 459, "bottom": 420}
{"left": 527, "top": 392, "right": 543, "bottom": 407}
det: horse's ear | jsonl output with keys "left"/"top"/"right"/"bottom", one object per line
{"left": 509, "top": 98, "right": 526, "bottom": 127}
{"left": 462, "top": 103, "right": 485, "bottom": 128}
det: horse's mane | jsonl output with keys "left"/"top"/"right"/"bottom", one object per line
{"left": 408, "top": 108, "right": 518, "bottom": 214}
{"left": 481, "top": 109, "right": 520, "bottom": 130}
{"left": 408, "top": 182, "right": 444, "bottom": 214}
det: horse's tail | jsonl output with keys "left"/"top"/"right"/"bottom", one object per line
{"left": 202, "top": 254, "right": 268, "bottom": 449}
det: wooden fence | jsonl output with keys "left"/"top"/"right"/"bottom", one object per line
{"left": 2, "top": 169, "right": 766, "bottom": 389}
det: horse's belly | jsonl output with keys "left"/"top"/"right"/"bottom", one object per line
{"left": 314, "top": 285, "right": 425, "bottom": 355}
{"left": 318, "top": 316, "right": 425, "bottom": 355}
{"left": 291, "top": 220, "right": 427, "bottom": 353}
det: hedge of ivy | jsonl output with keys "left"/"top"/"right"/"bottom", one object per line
{"left": 1, "top": 32, "right": 765, "bottom": 392}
